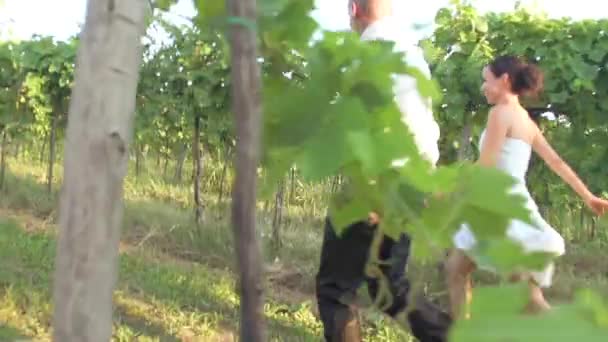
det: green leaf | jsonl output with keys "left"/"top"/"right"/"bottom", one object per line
{"left": 405, "top": 65, "right": 442, "bottom": 101}
{"left": 407, "top": 195, "right": 458, "bottom": 259}
{"left": 329, "top": 188, "right": 373, "bottom": 235}
{"left": 471, "top": 284, "right": 529, "bottom": 316}
{"left": 370, "top": 125, "right": 419, "bottom": 171}
{"left": 469, "top": 238, "right": 556, "bottom": 275}
{"left": 460, "top": 165, "right": 532, "bottom": 224}
{"left": 575, "top": 289, "right": 608, "bottom": 328}
{"left": 571, "top": 58, "right": 599, "bottom": 81}
{"left": 549, "top": 91, "right": 569, "bottom": 104}
{"left": 405, "top": 164, "right": 460, "bottom": 194}
{"left": 259, "top": 147, "right": 296, "bottom": 198}
{"left": 451, "top": 286, "right": 608, "bottom": 342}
{"left": 156, "top": 0, "right": 177, "bottom": 11}
{"left": 588, "top": 49, "right": 606, "bottom": 63}
{"left": 474, "top": 17, "right": 489, "bottom": 33}
{"left": 435, "top": 8, "right": 452, "bottom": 26}
{"left": 193, "top": 0, "right": 227, "bottom": 27}
{"left": 296, "top": 130, "right": 352, "bottom": 181}
{"left": 260, "top": 0, "right": 317, "bottom": 49}
{"left": 264, "top": 84, "right": 329, "bottom": 148}
{"left": 347, "top": 131, "right": 376, "bottom": 174}
{"left": 461, "top": 206, "right": 512, "bottom": 241}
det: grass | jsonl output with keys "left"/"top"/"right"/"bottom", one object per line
{"left": 1, "top": 155, "right": 607, "bottom": 341}
{"left": 0, "top": 218, "right": 323, "bottom": 341}
{"left": 2, "top": 158, "right": 325, "bottom": 285}
{"left": 0, "top": 157, "right": 410, "bottom": 341}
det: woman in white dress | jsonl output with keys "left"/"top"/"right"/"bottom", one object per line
{"left": 445, "top": 55, "right": 608, "bottom": 319}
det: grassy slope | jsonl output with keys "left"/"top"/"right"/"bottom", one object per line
{"left": 0, "top": 217, "right": 323, "bottom": 341}
{"left": 0, "top": 159, "right": 409, "bottom": 341}
{"left": 0, "top": 157, "right": 607, "bottom": 341}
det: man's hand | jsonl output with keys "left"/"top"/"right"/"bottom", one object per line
{"left": 368, "top": 211, "right": 381, "bottom": 225}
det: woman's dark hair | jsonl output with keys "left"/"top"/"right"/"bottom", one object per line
{"left": 489, "top": 55, "right": 544, "bottom": 97}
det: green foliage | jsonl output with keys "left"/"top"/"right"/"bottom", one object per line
{"left": 193, "top": 0, "right": 225, "bottom": 21}
{"left": 451, "top": 285, "right": 608, "bottom": 341}
{"left": 185, "top": 0, "right": 608, "bottom": 340}
{"left": 427, "top": 1, "right": 608, "bottom": 340}
{"left": 0, "top": 36, "right": 76, "bottom": 151}
{"left": 422, "top": 2, "right": 495, "bottom": 162}
{"left": 430, "top": 1, "right": 608, "bottom": 195}
{"left": 20, "top": 36, "right": 76, "bottom": 111}
{"left": 2, "top": 0, "right": 608, "bottom": 340}
{"left": 0, "top": 219, "right": 325, "bottom": 340}
{"left": 155, "top": 0, "right": 178, "bottom": 11}
{"left": 256, "top": 1, "right": 536, "bottom": 273}
{"left": 0, "top": 42, "right": 20, "bottom": 129}
{"left": 256, "top": 0, "right": 608, "bottom": 340}
{"left": 136, "top": 19, "right": 231, "bottom": 163}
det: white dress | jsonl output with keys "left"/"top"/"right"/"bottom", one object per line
{"left": 453, "top": 130, "right": 565, "bottom": 288}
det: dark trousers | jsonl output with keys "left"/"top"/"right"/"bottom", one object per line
{"left": 315, "top": 217, "right": 451, "bottom": 341}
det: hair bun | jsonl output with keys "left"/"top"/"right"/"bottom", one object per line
{"left": 513, "top": 63, "right": 544, "bottom": 97}
{"left": 489, "top": 55, "right": 545, "bottom": 97}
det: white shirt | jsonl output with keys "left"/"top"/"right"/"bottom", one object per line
{"left": 360, "top": 18, "right": 441, "bottom": 166}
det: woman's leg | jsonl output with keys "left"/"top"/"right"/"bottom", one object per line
{"left": 525, "top": 280, "right": 551, "bottom": 314}
{"left": 445, "top": 249, "right": 476, "bottom": 319}
{"left": 508, "top": 272, "right": 551, "bottom": 314}
{"left": 525, "top": 262, "right": 556, "bottom": 314}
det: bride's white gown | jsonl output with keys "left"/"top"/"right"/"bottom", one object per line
{"left": 453, "top": 130, "right": 565, "bottom": 287}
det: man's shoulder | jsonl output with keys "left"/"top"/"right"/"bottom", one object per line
{"left": 384, "top": 31, "right": 431, "bottom": 78}
{"left": 361, "top": 20, "right": 431, "bottom": 77}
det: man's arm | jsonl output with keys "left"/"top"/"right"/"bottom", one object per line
{"left": 392, "top": 42, "right": 440, "bottom": 166}
{"left": 393, "top": 77, "right": 440, "bottom": 165}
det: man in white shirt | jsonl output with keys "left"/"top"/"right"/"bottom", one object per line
{"left": 356, "top": 2, "right": 440, "bottom": 165}
{"left": 315, "top": 1, "right": 451, "bottom": 341}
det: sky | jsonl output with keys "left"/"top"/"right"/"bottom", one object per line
{"left": 0, "top": 0, "right": 605, "bottom": 42}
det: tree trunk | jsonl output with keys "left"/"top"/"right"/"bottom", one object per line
{"left": 40, "top": 133, "right": 47, "bottom": 165}
{"left": 163, "top": 156, "right": 169, "bottom": 178}
{"left": 29, "top": 140, "right": 34, "bottom": 158}
{"left": 135, "top": 143, "right": 143, "bottom": 177}
{"left": 263, "top": 199, "right": 270, "bottom": 213}
{"left": 174, "top": 143, "right": 187, "bottom": 184}
{"left": 457, "top": 120, "right": 472, "bottom": 161}
{"left": 14, "top": 142, "right": 20, "bottom": 159}
{"left": 47, "top": 113, "right": 58, "bottom": 194}
{"left": 193, "top": 115, "right": 203, "bottom": 223}
{"left": 218, "top": 146, "right": 230, "bottom": 206}
{"left": 163, "top": 140, "right": 169, "bottom": 180}
{"left": 52, "top": 1, "right": 146, "bottom": 341}
{"left": 289, "top": 167, "right": 295, "bottom": 206}
{"left": 271, "top": 179, "right": 285, "bottom": 252}
{"left": 228, "top": 0, "right": 266, "bottom": 338}
{"left": 0, "top": 129, "right": 7, "bottom": 190}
